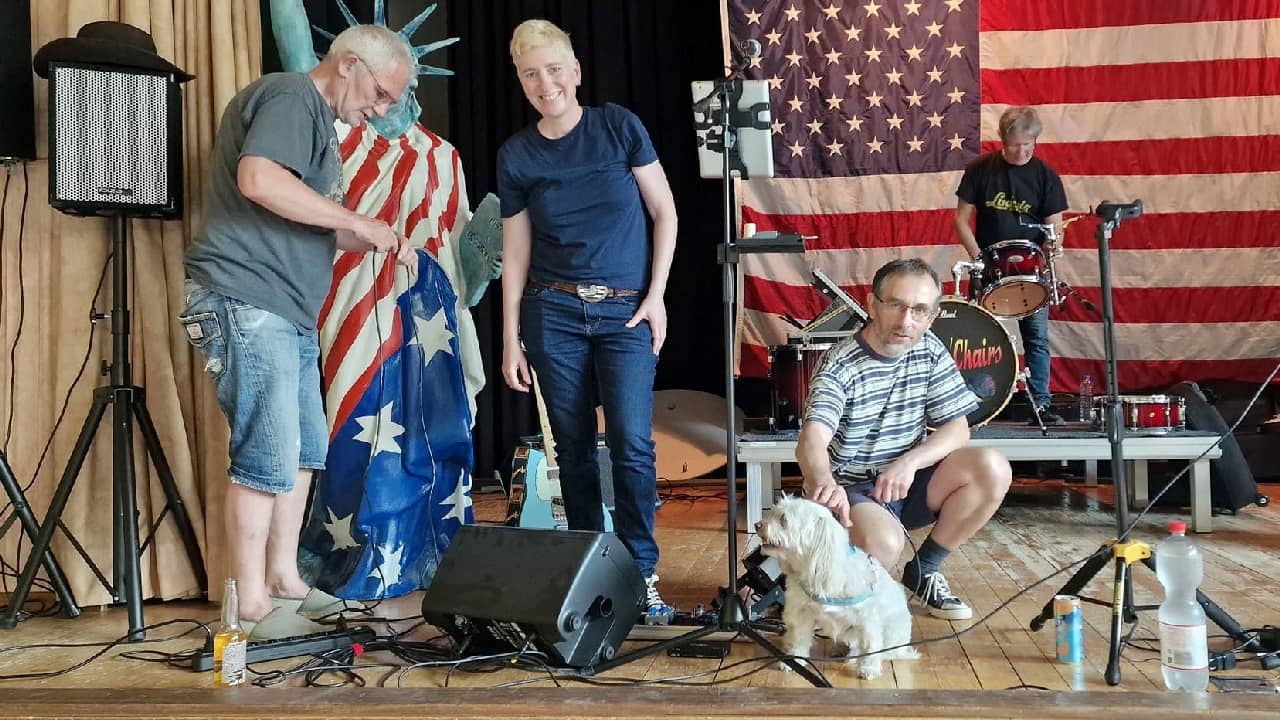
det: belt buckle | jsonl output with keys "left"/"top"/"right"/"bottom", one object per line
{"left": 576, "top": 284, "right": 609, "bottom": 302}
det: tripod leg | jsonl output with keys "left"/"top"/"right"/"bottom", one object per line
{"left": 132, "top": 393, "right": 207, "bottom": 592}
{"left": 1030, "top": 544, "right": 1111, "bottom": 631}
{"left": 0, "top": 393, "right": 110, "bottom": 629}
{"left": 0, "top": 454, "right": 80, "bottom": 619}
{"left": 112, "top": 387, "right": 148, "bottom": 641}
{"left": 738, "top": 620, "right": 832, "bottom": 687}
{"left": 1105, "top": 559, "right": 1127, "bottom": 686}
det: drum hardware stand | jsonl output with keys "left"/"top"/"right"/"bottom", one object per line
{"left": 1028, "top": 200, "right": 1256, "bottom": 685}
{"left": 0, "top": 452, "right": 81, "bottom": 618}
{"left": 950, "top": 259, "right": 984, "bottom": 301}
{"left": 1017, "top": 369, "right": 1049, "bottom": 437}
{"left": 0, "top": 216, "right": 207, "bottom": 640}
{"left": 593, "top": 51, "right": 828, "bottom": 687}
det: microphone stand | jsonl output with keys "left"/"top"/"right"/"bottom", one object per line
{"left": 1028, "top": 200, "right": 1254, "bottom": 685}
{"left": 591, "top": 50, "right": 828, "bottom": 687}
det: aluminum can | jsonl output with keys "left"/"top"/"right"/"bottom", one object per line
{"left": 1054, "top": 594, "right": 1083, "bottom": 663}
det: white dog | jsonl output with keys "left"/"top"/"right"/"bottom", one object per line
{"left": 756, "top": 495, "right": 918, "bottom": 679}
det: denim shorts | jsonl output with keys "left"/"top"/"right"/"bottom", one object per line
{"left": 843, "top": 463, "right": 940, "bottom": 530}
{"left": 178, "top": 279, "right": 327, "bottom": 494}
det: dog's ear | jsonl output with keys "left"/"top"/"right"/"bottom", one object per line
{"left": 799, "top": 506, "right": 850, "bottom": 595}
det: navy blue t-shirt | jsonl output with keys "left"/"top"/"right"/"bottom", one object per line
{"left": 497, "top": 103, "right": 659, "bottom": 290}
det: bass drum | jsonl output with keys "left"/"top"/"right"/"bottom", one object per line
{"left": 930, "top": 300, "right": 1019, "bottom": 427}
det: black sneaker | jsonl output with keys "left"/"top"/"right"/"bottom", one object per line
{"left": 1029, "top": 406, "right": 1065, "bottom": 426}
{"left": 903, "top": 570, "right": 973, "bottom": 621}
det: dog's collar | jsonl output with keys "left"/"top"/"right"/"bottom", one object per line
{"left": 800, "top": 546, "right": 876, "bottom": 607}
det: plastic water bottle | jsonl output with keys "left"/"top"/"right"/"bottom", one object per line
{"left": 1078, "top": 375, "right": 1094, "bottom": 423}
{"left": 1157, "top": 521, "right": 1209, "bottom": 691}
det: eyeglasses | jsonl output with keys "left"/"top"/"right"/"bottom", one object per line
{"left": 355, "top": 56, "right": 398, "bottom": 106}
{"left": 873, "top": 293, "right": 937, "bottom": 320}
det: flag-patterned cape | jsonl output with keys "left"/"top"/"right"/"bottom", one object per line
{"left": 728, "top": 0, "right": 1280, "bottom": 393}
{"left": 298, "top": 121, "right": 478, "bottom": 599}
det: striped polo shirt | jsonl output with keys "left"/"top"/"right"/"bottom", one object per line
{"left": 804, "top": 329, "right": 979, "bottom": 482}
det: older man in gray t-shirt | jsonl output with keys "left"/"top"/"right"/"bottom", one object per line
{"left": 178, "top": 25, "right": 416, "bottom": 640}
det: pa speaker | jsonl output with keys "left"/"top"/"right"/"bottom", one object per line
{"left": 0, "top": 0, "right": 34, "bottom": 161}
{"left": 48, "top": 62, "right": 182, "bottom": 218}
{"left": 421, "top": 525, "right": 642, "bottom": 669}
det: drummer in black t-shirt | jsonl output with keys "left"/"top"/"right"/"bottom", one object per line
{"left": 954, "top": 106, "right": 1069, "bottom": 425}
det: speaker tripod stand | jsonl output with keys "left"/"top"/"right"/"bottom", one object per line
{"left": 1026, "top": 201, "right": 1255, "bottom": 684}
{"left": 0, "top": 451, "right": 80, "bottom": 617}
{"left": 0, "top": 215, "right": 206, "bottom": 640}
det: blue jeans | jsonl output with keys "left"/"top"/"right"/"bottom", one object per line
{"left": 519, "top": 285, "right": 659, "bottom": 577}
{"left": 177, "top": 279, "right": 328, "bottom": 494}
{"left": 1020, "top": 306, "right": 1051, "bottom": 408}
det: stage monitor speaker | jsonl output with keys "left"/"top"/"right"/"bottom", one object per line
{"left": 48, "top": 62, "right": 182, "bottom": 218}
{"left": 0, "top": 0, "right": 35, "bottom": 161}
{"left": 421, "top": 525, "right": 643, "bottom": 669}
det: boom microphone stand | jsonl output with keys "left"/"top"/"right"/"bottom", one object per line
{"left": 593, "top": 50, "right": 828, "bottom": 687}
{"left": 1028, "top": 200, "right": 1254, "bottom": 685}
{"left": 0, "top": 216, "right": 206, "bottom": 640}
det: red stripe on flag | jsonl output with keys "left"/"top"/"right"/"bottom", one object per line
{"left": 1051, "top": 357, "right": 1280, "bottom": 394}
{"left": 345, "top": 135, "right": 390, "bottom": 210}
{"left": 323, "top": 254, "right": 397, "bottom": 384}
{"left": 317, "top": 251, "right": 368, "bottom": 329}
{"left": 740, "top": 342, "right": 771, "bottom": 378}
{"left": 979, "top": 0, "right": 1280, "bottom": 31}
{"left": 404, "top": 129, "right": 443, "bottom": 242}
{"left": 979, "top": 137, "right": 1280, "bottom": 176}
{"left": 743, "top": 275, "right": 871, "bottom": 317}
{"left": 741, "top": 207, "right": 957, "bottom": 249}
{"left": 982, "top": 58, "right": 1280, "bottom": 106}
{"left": 338, "top": 124, "right": 364, "bottom": 157}
{"left": 1060, "top": 210, "right": 1280, "bottom": 250}
{"left": 374, "top": 135, "right": 419, "bottom": 223}
{"left": 329, "top": 313, "right": 404, "bottom": 440}
{"left": 1051, "top": 286, "right": 1280, "bottom": 324}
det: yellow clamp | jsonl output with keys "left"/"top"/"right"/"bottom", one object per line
{"left": 1112, "top": 540, "right": 1151, "bottom": 565}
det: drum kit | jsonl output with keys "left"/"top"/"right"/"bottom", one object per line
{"left": 765, "top": 218, "right": 1106, "bottom": 433}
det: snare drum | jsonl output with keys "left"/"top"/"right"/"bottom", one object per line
{"left": 769, "top": 342, "right": 834, "bottom": 430}
{"left": 1093, "top": 394, "right": 1187, "bottom": 434}
{"left": 979, "top": 239, "right": 1050, "bottom": 319}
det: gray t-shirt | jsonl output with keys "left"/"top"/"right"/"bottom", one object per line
{"left": 184, "top": 72, "right": 343, "bottom": 332}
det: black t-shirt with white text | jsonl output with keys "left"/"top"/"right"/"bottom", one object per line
{"left": 956, "top": 152, "right": 1068, "bottom": 249}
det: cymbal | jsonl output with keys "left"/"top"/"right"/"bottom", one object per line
{"left": 596, "top": 389, "right": 743, "bottom": 481}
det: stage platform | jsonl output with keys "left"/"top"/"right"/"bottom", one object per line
{"left": 739, "top": 423, "right": 1224, "bottom": 532}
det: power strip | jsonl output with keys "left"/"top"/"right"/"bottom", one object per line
{"left": 189, "top": 625, "right": 375, "bottom": 672}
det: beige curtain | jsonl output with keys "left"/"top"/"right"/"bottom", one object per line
{"left": 0, "top": 0, "right": 260, "bottom": 606}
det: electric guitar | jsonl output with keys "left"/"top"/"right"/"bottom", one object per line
{"left": 505, "top": 369, "right": 613, "bottom": 531}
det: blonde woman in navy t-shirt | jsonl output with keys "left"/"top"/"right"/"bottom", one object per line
{"left": 497, "top": 19, "right": 678, "bottom": 618}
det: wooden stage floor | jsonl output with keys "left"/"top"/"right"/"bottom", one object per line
{"left": 1, "top": 477, "right": 1278, "bottom": 719}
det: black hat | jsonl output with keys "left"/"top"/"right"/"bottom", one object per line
{"left": 33, "top": 21, "right": 194, "bottom": 83}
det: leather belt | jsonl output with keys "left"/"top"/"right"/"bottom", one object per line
{"left": 530, "top": 279, "right": 641, "bottom": 303}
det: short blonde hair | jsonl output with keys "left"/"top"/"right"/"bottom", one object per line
{"left": 329, "top": 24, "right": 411, "bottom": 74}
{"left": 509, "top": 19, "right": 575, "bottom": 66}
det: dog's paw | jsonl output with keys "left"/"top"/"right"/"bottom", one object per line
{"left": 773, "top": 659, "right": 795, "bottom": 673}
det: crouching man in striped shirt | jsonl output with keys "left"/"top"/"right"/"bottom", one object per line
{"left": 796, "top": 258, "right": 1013, "bottom": 620}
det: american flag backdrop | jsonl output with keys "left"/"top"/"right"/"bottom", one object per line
{"left": 727, "top": 0, "right": 1280, "bottom": 393}
{"left": 297, "top": 122, "right": 480, "bottom": 598}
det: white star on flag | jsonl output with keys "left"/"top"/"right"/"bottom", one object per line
{"left": 408, "top": 308, "right": 455, "bottom": 366}
{"left": 440, "top": 472, "right": 473, "bottom": 523}
{"left": 368, "top": 541, "right": 405, "bottom": 594}
{"left": 353, "top": 401, "right": 406, "bottom": 456}
{"left": 323, "top": 507, "right": 360, "bottom": 551}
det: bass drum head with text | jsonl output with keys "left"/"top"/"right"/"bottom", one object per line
{"left": 929, "top": 300, "right": 1019, "bottom": 427}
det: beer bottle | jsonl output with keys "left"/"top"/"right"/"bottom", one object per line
{"left": 212, "top": 578, "right": 248, "bottom": 687}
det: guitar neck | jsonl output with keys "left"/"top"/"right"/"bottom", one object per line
{"left": 529, "top": 368, "right": 558, "bottom": 467}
